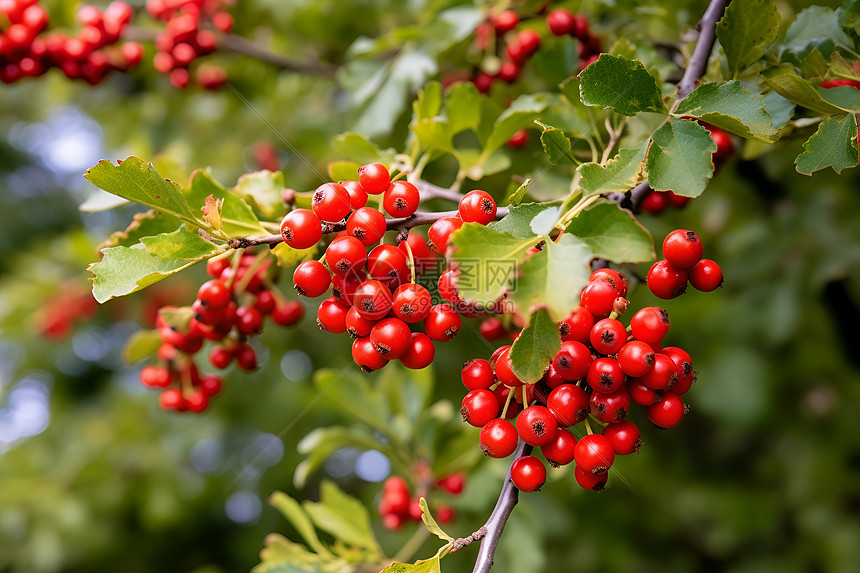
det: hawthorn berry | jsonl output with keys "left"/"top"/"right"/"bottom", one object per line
{"left": 272, "top": 300, "right": 304, "bottom": 326}
{"left": 357, "top": 163, "right": 390, "bottom": 194}
{"left": 392, "top": 283, "right": 432, "bottom": 323}
{"left": 140, "top": 365, "right": 172, "bottom": 388}
{"left": 480, "top": 418, "right": 518, "bottom": 458}
{"left": 366, "top": 244, "right": 409, "bottom": 286}
{"left": 480, "top": 317, "right": 508, "bottom": 341}
{"left": 458, "top": 190, "right": 497, "bottom": 225}
{"left": 316, "top": 297, "right": 350, "bottom": 333}
{"left": 586, "top": 357, "right": 626, "bottom": 394}
{"left": 617, "top": 340, "right": 656, "bottom": 378}
{"left": 547, "top": 9, "right": 577, "bottom": 36}
{"left": 574, "top": 434, "right": 615, "bottom": 474}
{"left": 629, "top": 306, "right": 670, "bottom": 344}
{"left": 541, "top": 429, "right": 577, "bottom": 467}
{"left": 493, "top": 346, "right": 523, "bottom": 387}
{"left": 235, "top": 306, "right": 263, "bottom": 335}
{"left": 331, "top": 272, "right": 365, "bottom": 306}
{"left": 399, "top": 332, "right": 435, "bottom": 369}
{"left": 383, "top": 181, "right": 420, "bottom": 218}
{"left": 574, "top": 466, "right": 608, "bottom": 492}
{"left": 280, "top": 209, "right": 322, "bottom": 250}
{"left": 353, "top": 280, "right": 393, "bottom": 320}
{"left": 159, "top": 388, "right": 185, "bottom": 410}
{"left": 547, "top": 383, "right": 589, "bottom": 427}
{"left": 491, "top": 10, "right": 519, "bottom": 33}
{"left": 689, "top": 259, "right": 723, "bottom": 292}
{"left": 580, "top": 279, "right": 618, "bottom": 318}
{"left": 312, "top": 182, "right": 352, "bottom": 223}
{"left": 662, "top": 229, "right": 703, "bottom": 269}
{"left": 461, "top": 389, "right": 500, "bottom": 427}
{"left": 347, "top": 207, "right": 387, "bottom": 246}
{"left": 325, "top": 236, "right": 367, "bottom": 275}
{"left": 553, "top": 340, "right": 592, "bottom": 381}
{"left": 293, "top": 260, "right": 331, "bottom": 298}
{"left": 352, "top": 336, "right": 388, "bottom": 372}
{"left": 602, "top": 420, "right": 642, "bottom": 455}
{"left": 645, "top": 391, "right": 686, "bottom": 428}
{"left": 628, "top": 378, "right": 660, "bottom": 406}
{"left": 197, "top": 279, "right": 231, "bottom": 309}
{"left": 647, "top": 260, "right": 688, "bottom": 299}
{"left": 589, "top": 268, "right": 628, "bottom": 297}
{"left": 461, "top": 359, "right": 495, "bottom": 390}
{"left": 370, "top": 317, "right": 412, "bottom": 359}
{"left": 209, "top": 345, "right": 233, "bottom": 369}
{"left": 589, "top": 318, "right": 627, "bottom": 355}
{"left": 427, "top": 216, "right": 463, "bottom": 253}
{"left": 345, "top": 306, "right": 376, "bottom": 338}
{"left": 559, "top": 306, "right": 594, "bottom": 342}
{"left": 341, "top": 180, "right": 369, "bottom": 209}
{"left": 639, "top": 353, "right": 679, "bottom": 391}
{"left": 516, "top": 405, "right": 559, "bottom": 447}
{"left": 424, "top": 304, "right": 461, "bottom": 342}
{"left": 511, "top": 455, "right": 546, "bottom": 492}
{"left": 589, "top": 388, "right": 630, "bottom": 423}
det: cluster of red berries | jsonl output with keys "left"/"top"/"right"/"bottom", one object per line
{"left": 0, "top": 0, "right": 141, "bottom": 84}
{"left": 378, "top": 472, "right": 464, "bottom": 530}
{"left": 546, "top": 8, "right": 602, "bottom": 70}
{"left": 147, "top": 0, "right": 232, "bottom": 89}
{"left": 139, "top": 249, "right": 304, "bottom": 412}
{"left": 280, "top": 163, "right": 500, "bottom": 372}
{"left": 472, "top": 10, "right": 542, "bottom": 92}
{"left": 646, "top": 229, "right": 723, "bottom": 299}
{"left": 642, "top": 124, "right": 735, "bottom": 215}
{"left": 461, "top": 266, "right": 698, "bottom": 493}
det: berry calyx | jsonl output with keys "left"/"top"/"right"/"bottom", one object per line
{"left": 458, "top": 190, "right": 497, "bottom": 225}
{"left": 662, "top": 229, "right": 703, "bottom": 269}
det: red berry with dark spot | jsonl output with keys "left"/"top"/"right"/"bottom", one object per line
{"left": 353, "top": 280, "right": 393, "bottom": 320}
{"left": 630, "top": 306, "right": 670, "bottom": 344}
{"left": 280, "top": 209, "right": 322, "bottom": 250}
{"left": 424, "top": 304, "right": 461, "bottom": 342}
{"left": 480, "top": 418, "right": 518, "bottom": 458}
{"left": 553, "top": 340, "right": 592, "bottom": 381}
{"left": 312, "top": 182, "right": 352, "bottom": 223}
{"left": 325, "top": 236, "right": 367, "bottom": 275}
{"left": 589, "top": 318, "right": 627, "bottom": 355}
{"left": 647, "top": 260, "right": 688, "bottom": 299}
{"left": 316, "top": 297, "right": 350, "bottom": 333}
{"left": 547, "top": 383, "right": 589, "bottom": 427}
{"left": 602, "top": 420, "right": 642, "bottom": 455}
{"left": 352, "top": 336, "right": 388, "bottom": 372}
{"left": 462, "top": 359, "right": 495, "bottom": 390}
{"left": 574, "top": 434, "right": 615, "bottom": 474}
{"left": 392, "top": 283, "right": 432, "bottom": 323}
{"left": 516, "top": 405, "right": 559, "bottom": 447}
{"left": 347, "top": 207, "right": 387, "bottom": 246}
{"left": 617, "top": 340, "right": 656, "bottom": 378}
{"left": 370, "top": 317, "right": 412, "bottom": 359}
{"left": 586, "top": 357, "right": 626, "bottom": 394}
{"left": 575, "top": 466, "right": 608, "bottom": 491}
{"left": 383, "top": 181, "right": 420, "bottom": 218}
{"left": 662, "top": 229, "right": 703, "bottom": 269}
{"left": 461, "top": 389, "right": 500, "bottom": 427}
{"left": 459, "top": 190, "right": 497, "bottom": 225}
{"left": 428, "top": 216, "right": 464, "bottom": 253}
{"left": 580, "top": 279, "right": 618, "bottom": 318}
{"left": 590, "top": 387, "right": 631, "bottom": 423}
{"left": 293, "top": 260, "right": 331, "bottom": 298}
{"left": 645, "top": 391, "right": 686, "bottom": 428}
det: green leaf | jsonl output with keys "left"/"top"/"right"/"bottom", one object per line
{"left": 186, "top": 170, "right": 264, "bottom": 237}
{"left": 829, "top": 52, "right": 860, "bottom": 81}
{"left": 577, "top": 146, "right": 647, "bottom": 195}
{"left": 232, "top": 170, "right": 288, "bottom": 220}
{"left": 815, "top": 85, "right": 860, "bottom": 112}
{"left": 579, "top": 54, "right": 666, "bottom": 116}
{"left": 533, "top": 36, "right": 579, "bottom": 86}
{"left": 381, "top": 556, "right": 441, "bottom": 573}
{"left": 253, "top": 534, "right": 323, "bottom": 573}
{"left": 419, "top": 498, "right": 453, "bottom": 543}
{"left": 449, "top": 223, "right": 538, "bottom": 306}
{"left": 716, "top": 0, "right": 780, "bottom": 78}
{"left": 97, "top": 210, "right": 181, "bottom": 251}
{"left": 839, "top": 0, "right": 860, "bottom": 38}
{"left": 503, "top": 178, "right": 532, "bottom": 207}
{"left": 332, "top": 132, "right": 395, "bottom": 165}
{"left": 294, "top": 427, "right": 392, "bottom": 488}
{"left": 762, "top": 64, "right": 850, "bottom": 115}
{"left": 122, "top": 329, "right": 162, "bottom": 364}
{"left": 413, "top": 118, "right": 455, "bottom": 154}
{"left": 444, "top": 81, "right": 482, "bottom": 135}
{"left": 312, "top": 369, "right": 393, "bottom": 436}
{"left": 89, "top": 242, "right": 218, "bottom": 304}
{"left": 795, "top": 114, "right": 860, "bottom": 175}
{"left": 509, "top": 234, "right": 592, "bottom": 322}
{"left": 565, "top": 203, "right": 655, "bottom": 263}
{"left": 268, "top": 492, "right": 335, "bottom": 560}
{"left": 303, "top": 482, "right": 380, "bottom": 555}
{"left": 270, "top": 242, "right": 318, "bottom": 268}
{"left": 675, "top": 82, "right": 778, "bottom": 141}
{"left": 536, "top": 121, "right": 576, "bottom": 165}
{"left": 378, "top": 363, "right": 434, "bottom": 431}
{"left": 482, "top": 93, "right": 548, "bottom": 155}
{"left": 646, "top": 117, "right": 717, "bottom": 197}
{"left": 761, "top": 91, "right": 796, "bottom": 131}
{"left": 140, "top": 225, "right": 219, "bottom": 260}
{"left": 414, "top": 81, "right": 442, "bottom": 122}
{"left": 85, "top": 157, "right": 201, "bottom": 226}
{"left": 781, "top": 6, "right": 854, "bottom": 59}
{"left": 489, "top": 201, "right": 562, "bottom": 239}
{"left": 510, "top": 308, "right": 560, "bottom": 384}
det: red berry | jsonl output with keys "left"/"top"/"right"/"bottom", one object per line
{"left": 159, "top": 388, "right": 185, "bottom": 410}
{"left": 645, "top": 391, "right": 686, "bottom": 428}
{"left": 516, "top": 405, "right": 559, "bottom": 447}
{"left": 358, "top": 163, "right": 390, "bottom": 195}
{"left": 347, "top": 207, "right": 387, "bottom": 246}
{"left": 668, "top": 191, "right": 691, "bottom": 209}
{"left": 461, "top": 359, "right": 494, "bottom": 390}
{"left": 272, "top": 300, "right": 304, "bottom": 326}
{"left": 235, "top": 306, "right": 263, "bottom": 335}
{"left": 552, "top": 340, "right": 592, "bottom": 381}
{"left": 254, "top": 290, "right": 277, "bottom": 315}
{"left": 646, "top": 260, "right": 688, "bottom": 299}
{"left": 212, "top": 11, "right": 233, "bottom": 33}
{"left": 325, "top": 236, "right": 367, "bottom": 275}
{"left": 689, "top": 259, "right": 723, "bottom": 292}
{"left": 461, "top": 389, "right": 500, "bottom": 427}
{"left": 639, "top": 352, "right": 679, "bottom": 391}
{"left": 423, "top": 304, "right": 461, "bottom": 341}
{"left": 574, "top": 434, "right": 615, "bottom": 473}
{"left": 312, "top": 182, "right": 352, "bottom": 223}
{"left": 589, "top": 318, "right": 627, "bottom": 355}
{"left": 492, "top": 346, "right": 523, "bottom": 387}
{"left": 580, "top": 279, "right": 618, "bottom": 318}
{"left": 345, "top": 306, "right": 376, "bottom": 338}
{"left": 341, "top": 180, "right": 369, "bottom": 209}
{"left": 661, "top": 346, "right": 693, "bottom": 386}
{"left": 507, "top": 129, "right": 529, "bottom": 149}
{"left": 437, "top": 472, "right": 465, "bottom": 495}
{"left": 558, "top": 306, "right": 594, "bottom": 342}
{"left": 200, "top": 375, "right": 223, "bottom": 397}
{"left": 399, "top": 332, "right": 435, "bottom": 369}
{"left": 370, "top": 317, "right": 412, "bottom": 359}
{"left": 480, "top": 418, "right": 518, "bottom": 458}
{"left": 629, "top": 306, "right": 670, "bottom": 344}
{"left": 209, "top": 346, "right": 233, "bottom": 369}
{"left": 704, "top": 124, "right": 735, "bottom": 160}
{"left": 541, "top": 429, "right": 577, "bottom": 466}
{"left": 497, "top": 60, "right": 520, "bottom": 83}
{"left": 383, "top": 181, "right": 420, "bottom": 218}
{"left": 641, "top": 190, "right": 669, "bottom": 214}
{"left": 392, "top": 283, "right": 432, "bottom": 323}
{"left": 458, "top": 190, "right": 497, "bottom": 225}
{"left": 480, "top": 317, "right": 508, "bottom": 341}
{"left": 280, "top": 209, "right": 322, "bottom": 250}
{"left": 140, "top": 365, "right": 172, "bottom": 388}
{"left": 511, "top": 455, "right": 546, "bottom": 492}
{"left": 197, "top": 279, "right": 231, "bottom": 309}
{"left": 352, "top": 336, "right": 388, "bottom": 372}
{"left": 586, "top": 357, "right": 626, "bottom": 394}
{"left": 517, "top": 29, "right": 541, "bottom": 56}
{"left": 293, "top": 260, "right": 331, "bottom": 298}
{"left": 602, "top": 420, "right": 642, "bottom": 455}
{"left": 427, "top": 216, "right": 463, "bottom": 253}
{"left": 628, "top": 378, "right": 660, "bottom": 406}
{"left": 353, "top": 280, "right": 393, "bottom": 320}
{"left": 235, "top": 343, "right": 258, "bottom": 371}
{"left": 574, "top": 465, "right": 608, "bottom": 491}
{"left": 398, "top": 231, "right": 437, "bottom": 275}
{"left": 590, "top": 388, "right": 630, "bottom": 423}
{"left": 616, "top": 340, "right": 656, "bottom": 378}
{"left": 366, "top": 244, "right": 409, "bottom": 286}
{"left": 547, "top": 9, "right": 576, "bottom": 36}
{"left": 662, "top": 229, "right": 703, "bottom": 269}
{"left": 331, "top": 271, "right": 365, "bottom": 306}
{"left": 316, "top": 297, "right": 350, "bottom": 333}
{"left": 491, "top": 10, "right": 519, "bottom": 34}
{"left": 546, "top": 383, "right": 589, "bottom": 427}
{"left": 589, "top": 268, "right": 628, "bottom": 297}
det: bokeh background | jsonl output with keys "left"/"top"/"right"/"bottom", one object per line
{"left": 2, "top": 0, "right": 860, "bottom": 572}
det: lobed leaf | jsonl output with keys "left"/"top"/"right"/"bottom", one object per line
{"left": 763, "top": 63, "right": 853, "bottom": 116}
{"left": 488, "top": 201, "right": 562, "bottom": 239}
{"left": 577, "top": 146, "right": 647, "bottom": 195}
{"left": 646, "top": 117, "right": 717, "bottom": 197}
{"left": 676, "top": 82, "right": 778, "bottom": 142}
{"left": 716, "top": 0, "right": 780, "bottom": 78}
{"left": 579, "top": 54, "right": 666, "bottom": 116}
{"left": 302, "top": 482, "right": 380, "bottom": 555}
{"left": 565, "top": 203, "right": 654, "bottom": 263}
{"left": 795, "top": 114, "right": 860, "bottom": 175}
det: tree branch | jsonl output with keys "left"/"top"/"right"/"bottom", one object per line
{"left": 472, "top": 440, "right": 533, "bottom": 573}
{"left": 414, "top": 180, "right": 466, "bottom": 203}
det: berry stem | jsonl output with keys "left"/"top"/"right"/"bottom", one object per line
{"left": 401, "top": 238, "right": 417, "bottom": 285}
{"left": 499, "top": 386, "right": 514, "bottom": 419}
{"left": 584, "top": 418, "right": 594, "bottom": 435}
{"left": 224, "top": 249, "right": 245, "bottom": 290}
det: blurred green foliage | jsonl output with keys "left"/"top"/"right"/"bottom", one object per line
{"left": 2, "top": 1, "right": 860, "bottom": 573}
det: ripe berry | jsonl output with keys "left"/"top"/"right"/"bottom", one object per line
{"left": 462, "top": 359, "right": 495, "bottom": 390}
{"left": 639, "top": 353, "right": 679, "bottom": 391}
{"left": 347, "top": 207, "right": 387, "bottom": 246}
{"left": 366, "top": 244, "right": 409, "bottom": 286}
{"left": 399, "top": 332, "right": 435, "bottom": 369}
{"left": 280, "top": 209, "right": 322, "bottom": 250}
{"left": 580, "top": 279, "right": 618, "bottom": 318}
{"left": 325, "top": 236, "right": 367, "bottom": 275}
{"left": 493, "top": 346, "right": 523, "bottom": 387}
{"left": 559, "top": 306, "right": 594, "bottom": 342}
{"left": 358, "top": 163, "right": 390, "bottom": 195}
{"left": 617, "top": 340, "right": 656, "bottom": 378}
{"left": 589, "top": 388, "right": 630, "bottom": 423}
{"left": 689, "top": 259, "right": 723, "bottom": 292}
{"left": 316, "top": 297, "right": 350, "bottom": 333}
{"left": 312, "top": 182, "right": 352, "bottom": 223}
{"left": 574, "top": 434, "right": 615, "bottom": 474}
{"left": 646, "top": 260, "right": 688, "bottom": 299}
{"left": 370, "top": 317, "right": 412, "bottom": 358}
{"left": 437, "top": 472, "right": 465, "bottom": 495}
{"left": 207, "top": 257, "right": 230, "bottom": 278}
{"left": 511, "top": 456, "right": 546, "bottom": 492}
{"left": 547, "top": 383, "right": 589, "bottom": 426}
{"left": 346, "top": 306, "right": 376, "bottom": 338}
{"left": 235, "top": 306, "right": 263, "bottom": 335}
{"left": 641, "top": 190, "right": 669, "bottom": 214}
{"left": 507, "top": 129, "right": 529, "bottom": 149}
{"left": 662, "top": 346, "right": 693, "bottom": 385}
{"left": 491, "top": 10, "right": 519, "bottom": 34}
{"left": 516, "top": 29, "right": 541, "bottom": 56}
{"left": 547, "top": 9, "right": 576, "bottom": 36}
{"left": 541, "top": 429, "right": 577, "bottom": 467}
{"left": 209, "top": 345, "right": 233, "bottom": 369}
{"left": 437, "top": 268, "right": 461, "bottom": 305}
{"left": 185, "top": 390, "right": 209, "bottom": 413}
{"left": 424, "top": 304, "right": 461, "bottom": 342}
{"left": 159, "top": 388, "right": 185, "bottom": 410}
{"left": 331, "top": 271, "right": 365, "bottom": 306}
{"left": 628, "top": 379, "right": 660, "bottom": 406}
{"left": 458, "top": 190, "right": 497, "bottom": 225}
{"left": 586, "top": 357, "right": 626, "bottom": 394}
{"left": 272, "top": 300, "right": 304, "bottom": 326}
{"left": 461, "top": 389, "right": 500, "bottom": 427}
{"left": 516, "top": 405, "right": 559, "bottom": 447}
{"left": 428, "top": 216, "right": 464, "bottom": 253}
{"left": 352, "top": 336, "right": 388, "bottom": 372}
{"left": 197, "top": 280, "right": 231, "bottom": 309}
{"left": 630, "top": 306, "right": 670, "bottom": 344}
{"left": 553, "top": 340, "right": 592, "bottom": 381}
{"left": 392, "top": 283, "right": 432, "bottom": 323}
{"left": 383, "top": 181, "right": 420, "bottom": 218}
{"left": 398, "top": 231, "right": 437, "bottom": 274}
{"left": 662, "top": 229, "right": 703, "bottom": 269}
{"left": 293, "top": 260, "right": 331, "bottom": 298}
{"left": 480, "top": 317, "right": 508, "bottom": 341}
{"left": 589, "top": 318, "right": 627, "bottom": 355}
{"left": 140, "top": 365, "right": 171, "bottom": 388}
{"left": 341, "top": 180, "right": 369, "bottom": 209}
{"left": 574, "top": 465, "right": 608, "bottom": 491}
{"left": 602, "top": 420, "right": 642, "bottom": 455}
{"left": 704, "top": 125, "right": 735, "bottom": 160}
{"left": 480, "top": 418, "right": 518, "bottom": 458}
{"left": 235, "top": 344, "right": 258, "bottom": 371}
{"left": 589, "top": 268, "right": 628, "bottom": 297}
{"left": 254, "top": 290, "right": 277, "bottom": 315}
{"left": 353, "top": 280, "right": 393, "bottom": 320}
{"left": 200, "top": 375, "right": 223, "bottom": 397}
{"left": 645, "top": 391, "right": 686, "bottom": 428}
